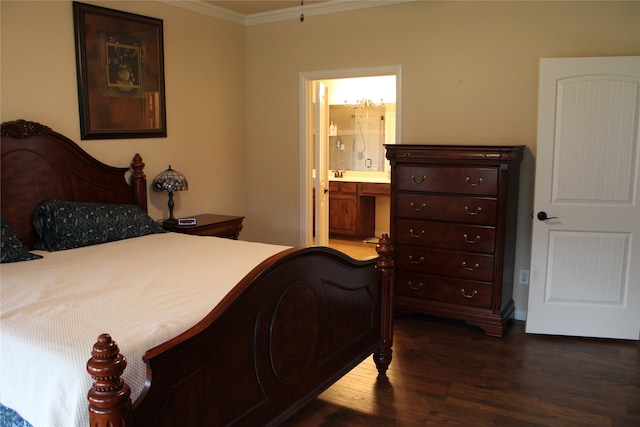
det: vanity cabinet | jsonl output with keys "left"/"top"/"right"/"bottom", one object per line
{"left": 329, "top": 181, "right": 374, "bottom": 238}
{"left": 386, "top": 144, "right": 523, "bottom": 337}
{"left": 328, "top": 181, "right": 388, "bottom": 239}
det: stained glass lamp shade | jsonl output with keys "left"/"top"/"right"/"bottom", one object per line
{"left": 152, "top": 165, "right": 188, "bottom": 226}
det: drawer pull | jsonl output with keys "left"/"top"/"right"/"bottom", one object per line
{"left": 463, "top": 234, "right": 480, "bottom": 244}
{"left": 409, "top": 228, "right": 425, "bottom": 238}
{"left": 408, "top": 281, "right": 424, "bottom": 290}
{"left": 461, "top": 262, "right": 480, "bottom": 271}
{"left": 461, "top": 288, "right": 478, "bottom": 298}
{"left": 464, "top": 206, "right": 482, "bottom": 216}
{"left": 411, "top": 174, "right": 428, "bottom": 184}
{"left": 466, "top": 177, "right": 484, "bottom": 187}
{"left": 410, "top": 202, "right": 427, "bottom": 211}
{"left": 409, "top": 255, "right": 424, "bottom": 265}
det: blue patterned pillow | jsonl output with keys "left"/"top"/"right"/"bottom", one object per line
{"left": 0, "top": 216, "right": 43, "bottom": 263}
{"left": 33, "top": 200, "right": 165, "bottom": 251}
{"left": 0, "top": 403, "right": 34, "bottom": 427}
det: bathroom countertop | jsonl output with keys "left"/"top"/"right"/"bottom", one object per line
{"left": 329, "top": 176, "right": 390, "bottom": 184}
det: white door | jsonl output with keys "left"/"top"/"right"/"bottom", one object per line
{"left": 526, "top": 56, "right": 640, "bottom": 339}
{"left": 314, "top": 82, "right": 330, "bottom": 246}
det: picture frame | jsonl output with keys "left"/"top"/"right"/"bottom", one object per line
{"left": 73, "top": 2, "right": 167, "bottom": 139}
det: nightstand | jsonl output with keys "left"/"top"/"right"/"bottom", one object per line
{"left": 162, "top": 214, "right": 244, "bottom": 239}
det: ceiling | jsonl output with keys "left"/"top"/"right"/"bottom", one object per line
{"left": 205, "top": 1, "right": 328, "bottom": 16}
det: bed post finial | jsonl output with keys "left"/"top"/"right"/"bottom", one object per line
{"left": 373, "top": 233, "right": 394, "bottom": 377}
{"left": 131, "top": 153, "right": 145, "bottom": 180}
{"left": 87, "top": 334, "right": 133, "bottom": 427}
{"left": 131, "top": 153, "right": 148, "bottom": 213}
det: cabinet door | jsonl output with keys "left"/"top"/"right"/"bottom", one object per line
{"left": 329, "top": 193, "right": 358, "bottom": 236}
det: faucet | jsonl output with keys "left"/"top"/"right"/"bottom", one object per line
{"left": 333, "top": 170, "right": 344, "bottom": 178}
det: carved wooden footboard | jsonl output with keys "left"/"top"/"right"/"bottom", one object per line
{"left": 88, "top": 236, "right": 394, "bottom": 427}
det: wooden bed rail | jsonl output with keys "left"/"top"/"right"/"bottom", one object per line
{"left": 87, "top": 234, "right": 394, "bottom": 427}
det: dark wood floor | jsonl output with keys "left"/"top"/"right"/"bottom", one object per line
{"left": 282, "top": 314, "right": 640, "bottom": 426}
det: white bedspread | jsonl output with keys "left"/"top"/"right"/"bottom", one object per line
{"left": 0, "top": 233, "right": 289, "bottom": 427}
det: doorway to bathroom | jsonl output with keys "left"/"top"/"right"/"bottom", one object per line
{"left": 299, "top": 65, "right": 402, "bottom": 250}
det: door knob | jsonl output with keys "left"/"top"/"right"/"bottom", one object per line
{"left": 324, "top": 188, "right": 330, "bottom": 194}
{"left": 537, "top": 211, "right": 558, "bottom": 221}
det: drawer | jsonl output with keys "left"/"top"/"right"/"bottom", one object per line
{"left": 396, "top": 193, "right": 497, "bottom": 224}
{"left": 359, "top": 182, "right": 390, "bottom": 196}
{"left": 397, "top": 166, "right": 498, "bottom": 195}
{"left": 396, "top": 245, "right": 494, "bottom": 282}
{"left": 196, "top": 223, "right": 240, "bottom": 238}
{"left": 396, "top": 219, "right": 496, "bottom": 253}
{"left": 395, "top": 271, "right": 493, "bottom": 309}
{"left": 329, "top": 181, "right": 358, "bottom": 194}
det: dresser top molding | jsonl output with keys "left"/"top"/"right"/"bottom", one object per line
{"left": 385, "top": 145, "right": 524, "bottom": 164}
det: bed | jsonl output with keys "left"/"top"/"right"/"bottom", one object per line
{"left": 0, "top": 119, "right": 394, "bottom": 427}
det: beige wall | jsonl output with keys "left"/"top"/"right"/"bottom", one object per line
{"left": 244, "top": 1, "right": 640, "bottom": 318}
{"left": 1, "top": 0, "right": 247, "bottom": 223}
{"left": 2, "top": 1, "right": 639, "bottom": 318}
{"left": 245, "top": 0, "right": 640, "bottom": 240}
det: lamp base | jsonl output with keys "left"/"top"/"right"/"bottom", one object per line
{"left": 163, "top": 191, "right": 178, "bottom": 226}
{"left": 162, "top": 218, "right": 178, "bottom": 226}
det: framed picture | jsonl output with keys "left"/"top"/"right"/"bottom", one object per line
{"left": 73, "top": 2, "right": 167, "bottom": 139}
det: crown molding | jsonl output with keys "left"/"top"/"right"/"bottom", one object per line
{"left": 246, "top": 0, "right": 418, "bottom": 26}
{"left": 159, "top": 1, "right": 245, "bottom": 25}
{"left": 161, "top": 0, "right": 418, "bottom": 26}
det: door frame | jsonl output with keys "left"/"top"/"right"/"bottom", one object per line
{"left": 299, "top": 65, "right": 403, "bottom": 245}
{"left": 314, "top": 81, "right": 330, "bottom": 247}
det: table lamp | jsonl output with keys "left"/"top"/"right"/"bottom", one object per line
{"left": 152, "top": 165, "right": 188, "bottom": 226}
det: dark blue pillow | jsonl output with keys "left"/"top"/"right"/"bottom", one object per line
{"left": 1, "top": 216, "right": 43, "bottom": 263}
{"left": 33, "top": 200, "right": 165, "bottom": 251}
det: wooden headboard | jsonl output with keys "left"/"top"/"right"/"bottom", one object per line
{"left": 1, "top": 119, "right": 148, "bottom": 249}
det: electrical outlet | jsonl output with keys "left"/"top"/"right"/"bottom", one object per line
{"left": 519, "top": 269, "right": 529, "bottom": 285}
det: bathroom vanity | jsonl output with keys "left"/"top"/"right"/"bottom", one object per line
{"left": 328, "top": 179, "right": 390, "bottom": 239}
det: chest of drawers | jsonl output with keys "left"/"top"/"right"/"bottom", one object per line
{"left": 386, "top": 145, "right": 523, "bottom": 337}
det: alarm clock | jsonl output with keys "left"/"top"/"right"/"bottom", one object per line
{"left": 178, "top": 218, "right": 197, "bottom": 226}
